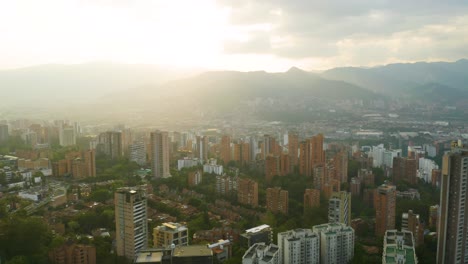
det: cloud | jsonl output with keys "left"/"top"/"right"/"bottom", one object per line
{"left": 218, "top": 0, "right": 468, "bottom": 67}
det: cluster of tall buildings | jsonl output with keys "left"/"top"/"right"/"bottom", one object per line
{"left": 114, "top": 186, "right": 219, "bottom": 263}
{"left": 52, "top": 150, "right": 96, "bottom": 179}
{"left": 242, "top": 223, "right": 355, "bottom": 264}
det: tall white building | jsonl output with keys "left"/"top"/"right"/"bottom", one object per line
{"left": 242, "top": 243, "right": 279, "bottom": 264}
{"left": 115, "top": 186, "right": 148, "bottom": 259}
{"left": 150, "top": 130, "right": 171, "bottom": 179}
{"left": 178, "top": 157, "right": 201, "bottom": 170}
{"left": 371, "top": 144, "right": 401, "bottom": 167}
{"left": 203, "top": 159, "right": 223, "bottom": 175}
{"left": 328, "top": 191, "right": 352, "bottom": 226}
{"left": 277, "top": 229, "right": 319, "bottom": 264}
{"left": 418, "top": 157, "right": 439, "bottom": 182}
{"left": 312, "top": 223, "right": 354, "bottom": 264}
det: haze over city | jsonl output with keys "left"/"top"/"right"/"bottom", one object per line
{"left": 1, "top": 1, "right": 468, "bottom": 264}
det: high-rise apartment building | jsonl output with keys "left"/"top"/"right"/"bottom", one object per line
{"left": 288, "top": 132, "right": 299, "bottom": 171}
{"left": 437, "top": 143, "right": 468, "bottom": 264}
{"left": 216, "top": 175, "right": 238, "bottom": 195}
{"left": 304, "top": 188, "right": 321, "bottom": 211}
{"left": 150, "top": 131, "right": 171, "bottom": 179}
{"left": 374, "top": 183, "right": 396, "bottom": 237}
{"left": 299, "top": 134, "right": 324, "bottom": 177}
{"left": 332, "top": 151, "right": 348, "bottom": 183}
{"left": 382, "top": 230, "right": 418, "bottom": 264}
{"left": 277, "top": 229, "right": 320, "bottom": 264}
{"left": 233, "top": 141, "right": 250, "bottom": 165}
{"left": 402, "top": 210, "right": 424, "bottom": 247}
{"left": 393, "top": 157, "right": 417, "bottom": 185}
{"left": 0, "top": 124, "right": 9, "bottom": 143}
{"left": 237, "top": 178, "right": 258, "bottom": 207}
{"left": 83, "top": 149, "right": 96, "bottom": 177}
{"left": 265, "top": 155, "right": 280, "bottom": 182}
{"left": 312, "top": 223, "right": 354, "bottom": 264}
{"left": 328, "top": 191, "right": 351, "bottom": 226}
{"left": 242, "top": 243, "right": 279, "bottom": 264}
{"left": 220, "top": 135, "right": 231, "bottom": 164}
{"left": 153, "top": 222, "right": 188, "bottom": 248}
{"left": 97, "top": 131, "right": 123, "bottom": 159}
{"left": 196, "top": 136, "right": 209, "bottom": 162}
{"left": 59, "top": 126, "right": 76, "bottom": 147}
{"left": 266, "top": 187, "right": 289, "bottom": 214}
{"left": 129, "top": 141, "right": 147, "bottom": 166}
{"left": 115, "top": 186, "right": 148, "bottom": 259}
{"left": 350, "top": 177, "right": 361, "bottom": 196}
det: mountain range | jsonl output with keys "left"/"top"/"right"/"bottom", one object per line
{"left": 1, "top": 59, "right": 467, "bottom": 113}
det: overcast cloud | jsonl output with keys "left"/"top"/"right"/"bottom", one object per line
{"left": 219, "top": 0, "right": 468, "bottom": 67}
{"left": 0, "top": 0, "right": 467, "bottom": 71}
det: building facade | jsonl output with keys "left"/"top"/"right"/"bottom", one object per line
{"left": 153, "top": 222, "right": 189, "bottom": 248}
{"left": 437, "top": 143, "right": 468, "bottom": 264}
{"left": 277, "top": 229, "right": 319, "bottom": 264}
{"left": 328, "top": 191, "right": 351, "bottom": 226}
{"left": 150, "top": 131, "right": 171, "bottom": 179}
{"left": 115, "top": 186, "right": 148, "bottom": 259}
{"left": 266, "top": 187, "right": 289, "bottom": 214}
{"left": 374, "top": 183, "right": 396, "bottom": 237}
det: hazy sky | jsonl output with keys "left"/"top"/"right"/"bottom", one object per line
{"left": 1, "top": 0, "right": 468, "bottom": 71}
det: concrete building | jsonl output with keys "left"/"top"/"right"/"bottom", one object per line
{"left": 0, "top": 124, "right": 8, "bottom": 143}
{"left": 48, "top": 243, "right": 96, "bottom": 264}
{"left": 266, "top": 187, "right": 289, "bottom": 214}
{"left": 393, "top": 157, "right": 417, "bottom": 184}
{"left": 242, "top": 243, "right": 279, "bottom": 264}
{"left": 177, "top": 158, "right": 201, "bottom": 170}
{"left": 220, "top": 135, "right": 231, "bottom": 164}
{"left": 115, "top": 186, "right": 148, "bottom": 259}
{"left": 130, "top": 141, "right": 147, "bottom": 166}
{"left": 203, "top": 159, "right": 223, "bottom": 175}
{"left": 277, "top": 229, "right": 319, "bottom": 264}
{"left": 97, "top": 131, "right": 123, "bottom": 159}
{"left": 134, "top": 246, "right": 213, "bottom": 264}
{"left": 265, "top": 155, "right": 280, "bottom": 182}
{"left": 374, "top": 183, "right": 396, "bottom": 237}
{"left": 240, "top": 225, "right": 273, "bottom": 248}
{"left": 237, "top": 178, "right": 258, "bottom": 207}
{"left": 195, "top": 136, "right": 209, "bottom": 162}
{"left": 312, "top": 223, "right": 355, "bottom": 264}
{"left": 59, "top": 126, "right": 76, "bottom": 147}
{"left": 350, "top": 177, "right": 361, "bottom": 196}
{"left": 328, "top": 191, "right": 351, "bottom": 226}
{"left": 437, "top": 143, "right": 468, "bottom": 264}
{"left": 216, "top": 175, "right": 238, "bottom": 195}
{"left": 153, "top": 222, "right": 188, "bottom": 248}
{"left": 299, "top": 134, "right": 324, "bottom": 177}
{"left": 402, "top": 210, "right": 424, "bottom": 247}
{"left": 187, "top": 171, "right": 202, "bottom": 186}
{"left": 288, "top": 132, "right": 299, "bottom": 171}
{"left": 150, "top": 131, "right": 171, "bottom": 179}
{"left": 304, "top": 188, "right": 320, "bottom": 210}
{"left": 382, "top": 230, "right": 418, "bottom": 264}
